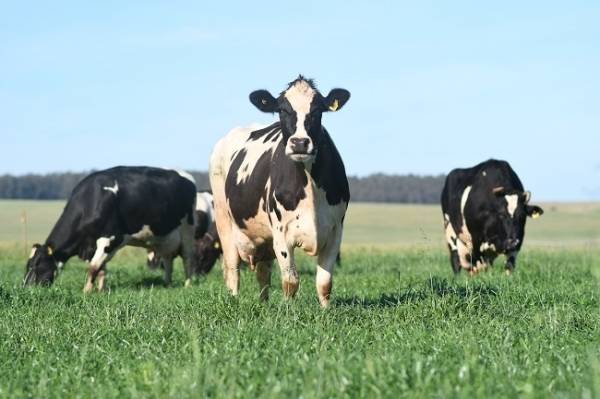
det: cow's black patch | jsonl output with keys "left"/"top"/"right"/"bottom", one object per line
{"left": 225, "top": 147, "right": 273, "bottom": 228}
{"left": 311, "top": 128, "right": 350, "bottom": 205}
{"left": 280, "top": 251, "right": 287, "bottom": 258}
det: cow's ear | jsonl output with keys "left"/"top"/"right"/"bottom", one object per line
{"left": 249, "top": 90, "right": 278, "bottom": 113}
{"left": 522, "top": 191, "right": 531, "bottom": 204}
{"left": 323, "top": 89, "right": 350, "bottom": 112}
{"left": 526, "top": 205, "right": 544, "bottom": 219}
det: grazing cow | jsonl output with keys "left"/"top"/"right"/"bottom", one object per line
{"left": 24, "top": 166, "right": 198, "bottom": 291}
{"left": 209, "top": 76, "right": 350, "bottom": 307}
{"left": 147, "top": 191, "right": 222, "bottom": 275}
{"left": 441, "top": 159, "right": 544, "bottom": 275}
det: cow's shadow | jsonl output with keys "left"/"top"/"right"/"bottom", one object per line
{"left": 334, "top": 276, "right": 499, "bottom": 308}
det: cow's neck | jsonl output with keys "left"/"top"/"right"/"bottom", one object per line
{"left": 44, "top": 209, "right": 83, "bottom": 263}
{"left": 309, "top": 127, "right": 350, "bottom": 206}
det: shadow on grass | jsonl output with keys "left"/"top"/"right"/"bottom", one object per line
{"left": 334, "top": 276, "right": 499, "bottom": 308}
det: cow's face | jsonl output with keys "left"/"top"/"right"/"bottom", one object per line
{"left": 483, "top": 188, "right": 544, "bottom": 253}
{"left": 249, "top": 76, "right": 350, "bottom": 163}
{"left": 24, "top": 244, "right": 57, "bottom": 286}
{"left": 194, "top": 229, "right": 222, "bottom": 275}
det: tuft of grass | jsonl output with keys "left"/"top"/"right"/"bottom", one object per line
{"left": 0, "top": 246, "right": 598, "bottom": 398}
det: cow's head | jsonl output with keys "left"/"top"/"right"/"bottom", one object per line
{"left": 482, "top": 187, "right": 544, "bottom": 253}
{"left": 146, "top": 250, "right": 163, "bottom": 270}
{"left": 249, "top": 75, "right": 350, "bottom": 162}
{"left": 194, "top": 225, "right": 222, "bottom": 275}
{"left": 24, "top": 244, "right": 58, "bottom": 286}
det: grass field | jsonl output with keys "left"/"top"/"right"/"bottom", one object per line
{"left": 0, "top": 200, "right": 599, "bottom": 398}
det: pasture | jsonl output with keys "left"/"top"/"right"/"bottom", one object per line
{"left": 0, "top": 200, "right": 599, "bottom": 398}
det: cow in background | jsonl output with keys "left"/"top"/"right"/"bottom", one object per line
{"left": 441, "top": 159, "right": 543, "bottom": 275}
{"left": 147, "top": 191, "right": 222, "bottom": 275}
{"left": 24, "top": 166, "right": 198, "bottom": 290}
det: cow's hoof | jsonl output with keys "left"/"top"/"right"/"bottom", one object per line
{"left": 282, "top": 280, "right": 299, "bottom": 298}
{"left": 184, "top": 278, "right": 192, "bottom": 288}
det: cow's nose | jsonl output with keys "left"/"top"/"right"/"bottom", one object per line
{"left": 290, "top": 138, "right": 310, "bottom": 153}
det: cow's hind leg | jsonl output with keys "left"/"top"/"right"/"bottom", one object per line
{"left": 315, "top": 225, "right": 343, "bottom": 308}
{"left": 448, "top": 246, "right": 461, "bottom": 274}
{"left": 178, "top": 220, "right": 197, "bottom": 288}
{"left": 255, "top": 260, "right": 272, "bottom": 301}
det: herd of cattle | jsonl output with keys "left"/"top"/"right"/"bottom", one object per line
{"left": 23, "top": 76, "right": 544, "bottom": 307}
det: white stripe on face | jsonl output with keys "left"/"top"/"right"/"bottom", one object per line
{"left": 284, "top": 81, "right": 316, "bottom": 155}
{"left": 505, "top": 194, "right": 519, "bottom": 217}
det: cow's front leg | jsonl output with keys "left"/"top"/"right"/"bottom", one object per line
{"left": 162, "top": 257, "right": 174, "bottom": 286}
{"left": 255, "top": 261, "right": 272, "bottom": 301}
{"left": 273, "top": 235, "right": 298, "bottom": 299}
{"left": 84, "top": 236, "right": 119, "bottom": 293}
{"left": 316, "top": 225, "right": 343, "bottom": 308}
{"left": 505, "top": 251, "right": 518, "bottom": 276}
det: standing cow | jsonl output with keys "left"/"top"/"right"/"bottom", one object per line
{"left": 441, "top": 159, "right": 544, "bottom": 275}
{"left": 209, "top": 76, "right": 350, "bottom": 307}
{"left": 24, "top": 166, "right": 198, "bottom": 290}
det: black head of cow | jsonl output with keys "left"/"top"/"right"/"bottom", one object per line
{"left": 249, "top": 75, "right": 350, "bottom": 162}
{"left": 194, "top": 226, "right": 222, "bottom": 275}
{"left": 24, "top": 244, "right": 58, "bottom": 286}
{"left": 482, "top": 187, "right": 544, "bottom": 253}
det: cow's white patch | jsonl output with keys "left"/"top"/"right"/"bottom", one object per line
{"left": 131, "top": 225, "right": 154, "bottom": 241}
{"left": 29, "top": 247, "right": 37, "bottom": 259}
{"left": 480, "top": 242, "right": 496, "bottom": 252}
{"left": 460, "top": 186, "right": 472, "bottom": 215}
{"left": 90, "top": 236, "right": 115, "bottom": 267}
{"left": 147, "top": 251, "right": 155, "bottom": 261}
{"left": 235, "top": 125, "right": 280, "bottom": 184}
{"left": 444, "top": 213, "right": 458, "bottom": 251}
{"left": 196, "top": 191, "right": 215, "bottom": 224}
{"left": 284, "top": 80, "right": 316, "bottom": 157}
{"left": 172, "top": 169, "right": 196, "bottom": 184}
{"left": 103, "top": 181, "right": 119, "bottom": 195}
{"left": 458, "top": 186, "right": 473, "bottom": 256}
{"left": 505, "top": 194, "right": 519, "bottom": 217}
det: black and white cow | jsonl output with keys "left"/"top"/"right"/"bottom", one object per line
{"left": 209, "top": 76, "right": 350, "bottom": 307}
{"left": 441, "top": 159, "right": 544, "bottom": 275}
{"left": 24, "top": 166, "right": 198, "bottom": 291}
{"left": 147, "top": 191, "right": 222, "bottom": 274}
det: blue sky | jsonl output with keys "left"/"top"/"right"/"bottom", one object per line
{"left": 1, "top": 1, "right": 598, "bottom": 200}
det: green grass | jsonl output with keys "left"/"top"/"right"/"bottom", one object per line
{"left": 0, "top": 200, "right": 599, "bottom": 398}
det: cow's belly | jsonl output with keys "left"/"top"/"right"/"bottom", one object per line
{"left": 123, "top": 227, "right": 182, "bottom": 257}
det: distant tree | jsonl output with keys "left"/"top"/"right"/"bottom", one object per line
{"left": 0, "top": 171, "right": 445, "bottom": 203}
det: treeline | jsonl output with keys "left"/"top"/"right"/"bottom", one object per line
{"left": 0, "top": 171, "right": 445, "bottom": 204}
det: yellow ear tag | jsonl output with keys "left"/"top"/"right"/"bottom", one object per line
{"left": 214, "top": 242, "right": 220, "bottom": 249}
{"left": 329, "top": 99, "right": 339, "bottom": 112}
{"left": 532, "top": 212, "right": 541, "bottom": 219}
{"left": 47, "top": 246, "right": 53, "bottom": 256}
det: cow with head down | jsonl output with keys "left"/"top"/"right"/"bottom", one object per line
{"left": 24, "top": 166, "right": 199, "bottom": 290}
{"left": 147, "top": 191, "right": 222, "bottom": 275}
{"left": 441, "top": 159, "right": 544, "bottom": 275}
{"left": 209, "top": 75, "right": 350, "bottom": 307}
